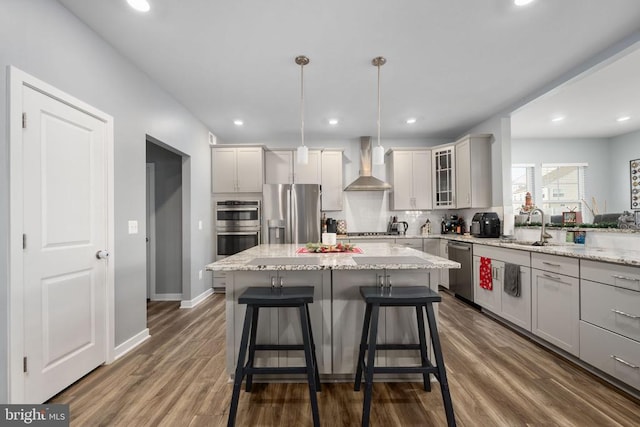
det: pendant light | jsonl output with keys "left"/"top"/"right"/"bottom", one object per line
{"left": 372, "top": 56, "right": 386, "bottom": 165}
{"left": 296, "top": 55, "right": 310, "bottom": 164}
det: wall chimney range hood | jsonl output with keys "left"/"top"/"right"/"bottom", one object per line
{"left": 344, "top": 137, "right": 392, "bottom": 191}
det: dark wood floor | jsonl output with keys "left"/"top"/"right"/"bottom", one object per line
{"left": 50, "top": 291, "right": 640, "bottom": 426}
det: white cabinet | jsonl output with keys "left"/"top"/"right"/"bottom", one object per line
{"left": 473, "top": 245, "right": 532, "bottom": 331}
{"left": 332, "top": 269, "right": 432, "bottom": 375}
{"left": 212, "top": 146, "right": 263, "bottom": 193}
{"left": 455, "top": 134, "right": 492, "bottom": 209}
{"left": 264, "top": 149, "right": 321, "bottom": 184}
{"left": 439, "top": 239, "right": 449, "bottom": 289}
{"left": 265, "top": 150, "right": 293, "bottom": 184}
{"left": 432, "top": 145, "right": 455, "bottom": 209}
{"left": 228, "top": 271, "right": 331, "bottom": 374}
{"left": 321, "top": 150, "right": 343, "bottom": 211}
{"left": 297, "top": 150, "right": 321, "bottom": 184}
{"left": 388, "top": 149, "right": 432, "bottom": 210}
{"left": 531, "top": 253, "right": 580, "bottom": 356}
{"left": 579, "top": 260, "right": 640, "bottom": 390}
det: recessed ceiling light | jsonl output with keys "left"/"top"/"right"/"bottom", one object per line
{"left": 551, "top": 116, "right": 565, "bottom": 122}
{"left": 328, "top": 118, "right": 339, "bottom": 125}
{"left": 233, "top": 119, "right": 244, "bottom": 126}
{"left": 514, "top": 0, "right": 534, "bottom": 6}
{"left": 127, "top": 0, "right": 150, "bottom": 12}
{"left": 406, "top": 118, "right": 417, "bottom": 124}
{"left": 617, "top": 116, "right": 631, "bottom": 122}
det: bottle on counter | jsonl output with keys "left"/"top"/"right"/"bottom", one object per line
{"left": 321, "top": 213, "right": 327, "bottom": 233}
{"left": 441, "top": 217, "right": 447, "bottom": 234}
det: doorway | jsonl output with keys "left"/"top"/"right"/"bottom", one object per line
{"left": 146, "top": 139, "right": 184, "bottom": 301}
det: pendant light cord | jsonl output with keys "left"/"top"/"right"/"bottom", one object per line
{"left": 300, "top": 61, "right": 305, "bottom": 148}
{"left": 377, "top": 61, "right": 381, "bottom": 148}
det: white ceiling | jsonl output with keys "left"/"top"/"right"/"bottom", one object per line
{"left": 511, "top": 43, "right": 640, "bottom": 139}
{"left": 57, "top": 0, "right": 640, "bottom": 143}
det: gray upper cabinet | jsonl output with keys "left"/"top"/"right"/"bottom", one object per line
{"left": 211, "top": 146, "right": 264, "bottom": 193}
{"left": 265, "top": 149, "right": 321, "bottom": 184}
{"left": 388, "top": 149, "right": 432, "bottom": 211}
{"left": 455, "top": 134, "right": 492, "bottom": 209}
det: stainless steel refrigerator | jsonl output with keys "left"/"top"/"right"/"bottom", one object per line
{"left": 262, "top": 184, "right": 321, "bottom": 244}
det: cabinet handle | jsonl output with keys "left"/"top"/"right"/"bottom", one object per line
{"left": 610, "top": 355, "right": 639, "bottom": 369}
{"left": 611, "top": 309, "right": 640, "bottom": 319}
{"left": 542, "top": 261, "right": 561, "bottom": 267}
{"left": 271, "top": 277, "right": 277, "bottom": 288}
{"left": 611, "top": 274, "right": 640, "bottom": 283}
{"left": 542, "top": 273, "right": 566, "bottom": 283}
{"left": 279, "top": 277, "right": 284, "bottom": 288}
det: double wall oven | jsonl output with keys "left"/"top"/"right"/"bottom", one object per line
{"left": 215, "top": 200, "right": 261, "bottom": 260}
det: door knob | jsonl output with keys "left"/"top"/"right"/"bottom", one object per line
{"left": 96, "top": 250, "right": 110, "bottom": 259}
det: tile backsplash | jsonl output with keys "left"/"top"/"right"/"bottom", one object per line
{"left": 325, "top": 191, "right": 443, "bottom": 235}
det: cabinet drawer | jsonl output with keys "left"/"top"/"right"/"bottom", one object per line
{"left": 581, "top": 260, "right": 640, "bottom": 292}
{"left": 532, "top": 253, "right": 579, "bottom": 278}
{"left": 473, "top": 244, "right": 531, "bottom": 267}
{"left": 580, "top": 321, "right": 640, "bottom": 390}
{"left": 581, "top": 279, "right": 640, "bottom": 342}
{"left": 396, "top": 238, "right": 424, "bottom": 251}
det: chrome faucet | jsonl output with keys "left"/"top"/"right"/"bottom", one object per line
{"left": 527, "top": 208, "right": 552, "bottom": 246}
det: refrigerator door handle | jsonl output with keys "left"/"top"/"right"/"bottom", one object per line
{"left": 286, "top": 187, "right": 293, "bottom": 244}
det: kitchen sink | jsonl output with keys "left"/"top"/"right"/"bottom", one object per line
{"left": 352, "top": 256, "right": 430, "bottom": 265}
{"left": 247, "top": 257, "right": 321, "bottom": 266}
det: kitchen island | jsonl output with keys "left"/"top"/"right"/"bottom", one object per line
{"left": 205, "top": 242, "right": 460, "bottom": 380}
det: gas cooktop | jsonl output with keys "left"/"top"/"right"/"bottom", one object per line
{"left": 346, "top": 231, "right": 400, "bottom": 236}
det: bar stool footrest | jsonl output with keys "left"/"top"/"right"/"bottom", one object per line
{"left": 360, "top": 343, "right": 422, "bottom": 351}
{"left": 243, "top": 366, "right": 310, "bottom": 376}
{"left": 254, "top": 344, "right": 315, "bottom": 351}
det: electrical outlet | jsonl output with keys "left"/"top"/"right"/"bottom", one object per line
{"left": 198, "top": 220, "right": 203, "bottom": 230}
{"left": 198, "top": 270, "right": 203, "bottom": 280}
{"left": 128, "top": 220, "right": 138, "bottom": 234}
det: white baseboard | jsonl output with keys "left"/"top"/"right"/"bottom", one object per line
{"left": 180, "top": 287, "right": 213, "bottom": 309}
{"left": 114, "top": 328, "right": 150, "bottom": 361}
{"left": 150, "top": 293, "right": 183, "bottom": 301}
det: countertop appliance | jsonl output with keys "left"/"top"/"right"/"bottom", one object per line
{"left": 326, "top": 218, "right": 337, "bottom": 233}
{"left": 471, "top": 212, "right": 501, "bottom": 238}
{"left": 447, "top": 241, "right": 473, "bottom": 302}
{"left": 440, "top": 215, "right": 459, "bottom": 234}
{"left": 215, "top": 200, "right": 261, "bottom": 261}
{"left": 263, "top": 184, "right": 321, "bottom": 244}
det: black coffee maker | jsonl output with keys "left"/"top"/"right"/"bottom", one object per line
{"left": 325, "top": 218, "right": 337, "bottom": 233}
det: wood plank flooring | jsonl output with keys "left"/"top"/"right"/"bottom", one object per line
{"left": 50, "top": 291, "right": 640, "bottom": 426}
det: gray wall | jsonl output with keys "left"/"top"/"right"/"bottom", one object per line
{"left": 512, "top": 138, "right": 612, "bottom": 218}
{"left": 0, "top": 0, "right": 212, "bottom": 402}
{"left": 609, "top": 129, "right": 640, "bottom": 212}
{"left": 146, "top": 143, "right": 183, "bottom": 295}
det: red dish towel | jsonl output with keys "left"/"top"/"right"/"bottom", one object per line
{"left": 479, "top": 256, "right": 493, "bottom": 290}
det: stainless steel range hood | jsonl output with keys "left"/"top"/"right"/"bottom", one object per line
{"left": 344, "top": 137, "right": 392, "bottom": 191}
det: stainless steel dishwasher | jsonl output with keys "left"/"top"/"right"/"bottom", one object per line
{"left": 447, "top": 241, "right": 473, "bottom": 302}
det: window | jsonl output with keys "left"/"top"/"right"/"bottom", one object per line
{"left": 512, "top": 165, "right": 535, "bottom": 213}
{"left": 541, "top": 164, "right": 586, "bottom": 216}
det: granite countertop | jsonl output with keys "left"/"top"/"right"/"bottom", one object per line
{"left": 341, "top": 233, "right": 639, "bottom": 266}
{"left": 206, "top": 242, "right": 461, "bottom": 272}
{"left": 439, "top": 235, "right": 640, "bottom": 267}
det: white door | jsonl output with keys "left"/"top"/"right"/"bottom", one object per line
{"left": 22, "top": 86, "right": 109, "bottom": 403}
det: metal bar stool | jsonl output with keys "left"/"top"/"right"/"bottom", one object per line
{"left": 354, "top": 286, "right": 456, "bottom": 427}
{"left": 228, "top": 286, "right": 320, "bottom": 427}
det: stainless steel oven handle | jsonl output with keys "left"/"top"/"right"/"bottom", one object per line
{"left": 217, "top": 207, "right": 259, "bottom": 212}
{"left": 217, "top": 231, "right": 260, "bottom": 236}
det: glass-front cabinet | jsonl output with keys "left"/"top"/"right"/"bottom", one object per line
{"left": 432, "top": 145, "right": 456, "bottom": 208}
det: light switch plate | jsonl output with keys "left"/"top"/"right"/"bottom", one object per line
{"left": 128, "top": 220, "right": 138, "bottom": 234}
{"left": 198, "top": 220, "right": 203, "bottom": 230}
{"left": 198, "top": 270, "right": 203, "bottom": 280}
